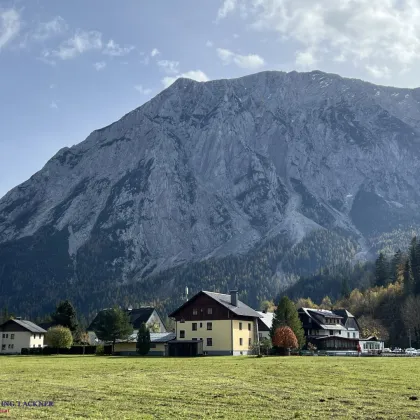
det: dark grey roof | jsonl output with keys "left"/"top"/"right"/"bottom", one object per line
{"left": 203, "top": 291, "right": 262, "bottom": 318}
{"left": 1, "top": 319, "right": 47, "bottom": 333}
{"left": 87, "top": 307, "right": 157, "bottom": 331}
{"left": 116, "top": 332, "right": 175, "bottom": 343}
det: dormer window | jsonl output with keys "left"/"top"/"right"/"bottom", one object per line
{"left": 207, "top": 308, "right": 213, "bottom": 315}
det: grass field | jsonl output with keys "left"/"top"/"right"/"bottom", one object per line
{"left": 1, "top": 355, "right": 420, "bottom": 419}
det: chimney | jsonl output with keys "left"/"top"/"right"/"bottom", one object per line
{"left": 230, "top": 289, "right": 238, "bottom": 307}
{"left": 127, "top": 305, "right": 133, "bottom": 311}
{"left": 15, "top": 316, "right": 22, "bottom": 320}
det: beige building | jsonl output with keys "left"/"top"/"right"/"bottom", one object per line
{"left": 0, "top": 318, "right": 46, "bottom": 354}
{"left": 113, "top": 332, "right": 176, "bottom": 355}
{"left": 169, "top": 290, "right": 262, "bottom": 356}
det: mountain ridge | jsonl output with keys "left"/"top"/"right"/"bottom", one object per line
{"left": 2, "top": 69, "right": 420, "bottom": 315}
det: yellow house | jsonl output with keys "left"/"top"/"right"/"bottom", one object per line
{"left": 169, "top": 290, "right": 262, "bottom": 356}
{"left": 0, "top": 318, "right": 46, "bottom": 354}
{"left": 113, "top": 332, "right": 176, "bottom": 356}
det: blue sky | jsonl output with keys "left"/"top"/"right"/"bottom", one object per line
{"left": 1, "top": 0, "right": 420, "bottom": 198}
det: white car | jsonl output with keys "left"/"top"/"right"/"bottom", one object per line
{"left": 405, "top": 347, "right": 417, "bottom": 355}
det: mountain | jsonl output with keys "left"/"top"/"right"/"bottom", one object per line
{"left": 2, "top": 70, "right": 420, "bottom": 316}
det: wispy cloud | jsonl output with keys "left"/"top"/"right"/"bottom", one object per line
{"left": 216, "top": 47, "right": 265, "bottom": 69}
{"left": 94, "top": 61, "right": 106, "bottom": 71}
{"left": 38, "top": 49, "right": 57, "bottom": 66}
{"left": 157, "top": 59, "right": 179, "bottom": 74}
{"left": 162, "top": 70, "right": 209, "bottom": 88}
{"left": 134, "top": 85, "right": 152, "bottom": 95}
{"left": 0, "top": 8, "right": 21, "bottom": 51}
{"left": 32, "top": 16, "right": 68, "bottom": 42}
{"left": 151, "top": 48, "right": 160, "bottom": 57}
{"left": 102, "top": 39, "right": 134, "bottom": 56}
{"left": 52, "top": 29, "right": 102, "bottom": 60}
{"left": 217, "top": 0, "right": 237, "bottom": 20}
{"left": 49, "top": 101, "right": 58, "bottom": 109}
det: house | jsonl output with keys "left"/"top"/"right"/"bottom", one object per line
{"left": 113, "top": 332, "right": 176, "bottom": 356}
{"left": 87, "top": 307, "right": 167, "bottom": 344}
{"left": 169, "top": 290, "right": 262, "bottom": 356}
{"left": 0, "top": 318, "right": 47, "bottom": 354}
{"left": 298, "top": 307, "right": 360, "bottom": 351}
{"left": 257, "top": 311, "right": 274, "bottom": 340}
{"left": 359, "top": 336, "right": 385, "bottom": 354}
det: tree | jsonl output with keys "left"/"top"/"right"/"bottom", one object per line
{"left": 45, "top": 326, "right": 73, "bottom": 354}
{"left": 136, "top": 322, "right": 151, "bottom": 355}
{"left": 272, "top": 327, "right": 298, "bottom": 355}
{"left": 260, "top": 300, "right": 275, "bottom": 312}
{"left": 319, "top": 296, "right": 333, "bottom": 309}
{"left": 374, "top": 252, "right": 389, "bottom": 287}
{"left": 92, "top": 307, "right": 133, "bottom": 353}
{"left": 295, "top": 297, "right": 318, "bottom": 309}
{"left": 77, "top": 332, "right": 90, "bottom": 355}
{"left": 390, "top": 250, "right": 404, "bottom": 284}
{"left": 270, "top": 296, "right": 305, "bottom": 348}
{"left": 340, "top": 278, "right": 351, "bottom": 299}
{"left": 401, "top": 296, "right": 420, "bottom": 347}
{"left": 260, "top": 337, "right": 272, "bottom": 355}
{"left": 51, "top": 300, "right": 78, "bottom": 333}
{"left": 147, "top": 322, "right": 161, "bottom": 333}
{"left": 403, "top": 258, "right": 415, "bottom": 297}
{"left": 357, "top": 315, "right": 389, "bottom": 342}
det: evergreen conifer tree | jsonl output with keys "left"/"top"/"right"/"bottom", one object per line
{"left": 374, "top": 252, "right": 389, "bottom": 287}
{"left": 136, "top": 322, "right": 151, "bottom": 355}
{"left": 270, "top": 296, "right": 305, "bottom": 348}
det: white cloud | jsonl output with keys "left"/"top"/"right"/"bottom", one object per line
{"left": 295, "top": 49, "right": 317, "bottom": 69}
{"left": 32, "top": 16, "right": 68, "bottom": 41}
{"left": 206, "top": 40, "right": 213, "bottom": 47}
{"left": 134, "top": 85, "right": 152, "bottom": 95}
{"left": 53, "top": 29, "right": 102, "bottom": 60}
{"left": 103, "top": 39, "right": 134, "bottom": 56}
{"left": 0, "top": 8, "right": 20, "bottom": 50}
{"left": 151, "top": 48, "right": 160, "bottom": 57}
{"left": 38, "top": 49, "right": 56, "bottom": 66}
{"left": 226, "top": 0, "right": 420, "bottom": 79}
{"left": 216, "top": 47, "right": 265, "bottom": 69}
{"left": 94, "top": 61, "right": 106, "bottom": 71}
{"left": 157, "top": 59, "right": 180, "bottom": 74}
{"left": 366, "top": 65, "right": 391, "bottom": 79}
{"left": 49, "top": 101, "right": 58, "bottom": 109}
{"left": 162, "top": 70, "right": 209, "bottom": 88}
{"left": 217, "top": 0, "right": 237, "bottom": 19}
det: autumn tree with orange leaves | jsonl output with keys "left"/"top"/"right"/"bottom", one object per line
{"left": 272, "top": 326, "right": 298, "bottom": 355}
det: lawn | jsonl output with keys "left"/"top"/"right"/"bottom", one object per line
{"left": 0, "top": 355, "right": 420, "bottom": 419}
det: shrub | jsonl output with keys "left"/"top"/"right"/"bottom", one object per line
{"left": 273, "top": 327, "right": 299, "bottom": 353}
{"left": 96, "top": 345, "right": 105, "bottom": 356}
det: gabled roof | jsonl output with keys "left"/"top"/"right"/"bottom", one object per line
{"left": 169, "top": 291, "right": 262, "bottom": 318}
{"left": 87, "top": 307, "right": 158, "bottom": 331}
{"left": 1, "top": 319, "right": 47, "bottom": 333}
{"left": 257, "top": 311, "right": 274, "bottom": 330}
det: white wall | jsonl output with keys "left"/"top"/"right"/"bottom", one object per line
{"left": 0, "top": 331, "right": 42, "bottom": 354}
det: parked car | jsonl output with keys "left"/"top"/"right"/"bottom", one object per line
{"left": 405, "top": 347, "right": 416, "bottom": 355}
{"left": 383, "top": 348, "right": 392, "bottom": 353}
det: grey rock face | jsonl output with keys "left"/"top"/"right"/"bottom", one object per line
{"left": 1, "top": 70, "right": 420, "bottom": 297}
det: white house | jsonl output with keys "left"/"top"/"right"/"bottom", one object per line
{"left": 0, "top": 318, "right": 46, "bottom": 354}
{"left": 87, "top": 307, "right": 167, "bottom": 345}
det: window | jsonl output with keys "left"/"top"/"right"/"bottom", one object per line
{"left": 248, "top": 338, "right": 251, "bottom": 346}
{"left": 11, "top": 334, "right": 14, "bottom": 339}
{"left": 239, "top": 322, "right": 242, "bottom": 330}
{"left": 207, "top": 322, "right": 212, "bottom": 331}
{"left": 329, "top": 331, "right": 333, "bottom": 336}
{"left": 353, "top": 332, "right": 356, "bottom": 338}
{"left": 5, "top": 334, "right": 8, "bottom": 338}
{"left": 33, "top": 334, "right": 36, "bottom": 338}
{"left": 338, "top": 331, "right": 341, "bottom": 335}
{"left": 347, "top": 332, "right": 350, "bottom": 338}
{"left": 38, "top": 345, "right": 41, "bottom": 348}
{"left": 180, "top": 319, "right": 185, "bottom": 323}
{"left": 1, "top": 345, "right": 5, "bottom": 350}
{"left": 192, "top": 323, "right": 197, "bottom": 331}
{"left": 199, "top": 322, "right": 203, "bottom": 328}
{"left": 239, "top": 338, "right": 243, "bottom": 346}
{"left": 39, "top": 334, "right": 42, "bottom": 339}
{"left": 207, "top": 308, "right": 213, "bottom": 315}
{"left": 207, "top": 338, "right": 213, "bottom": 346}
{"left": 248, "top": 323, "right": 251, "bottom": 331}
{"left": 193, "top": 308, "right": 197, "bottom": 315}
{"left": 192, "top": 338, "right": 197, "bottom": 341}
{"left": 180, "top": 330, "right": 185, "bottom": 338}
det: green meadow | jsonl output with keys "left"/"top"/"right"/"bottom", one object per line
{"left": 1, "top": 355, "right": 419, "bottom": 419}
